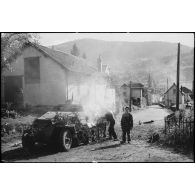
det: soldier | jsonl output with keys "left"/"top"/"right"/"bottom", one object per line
{"left": 105, "top": 111, "right": 118, "bottom": 141}
{"left": 121, "top": 106, "right": 133, "bottom": 144}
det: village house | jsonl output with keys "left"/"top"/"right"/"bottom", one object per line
{"left": 163, "top": 83, "right": 185, "bottom": 107}
{"left": 120, "top": 82, "right": 144, "bottom": 108}
{"left": 181, "top": 86, "right": 192, "bottom": 102}
{"left": 1, "top": 43, "right": 98, "bottom": 107}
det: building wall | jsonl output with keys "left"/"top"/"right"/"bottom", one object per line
{"left": 120, "top": 86, "right": 143, "bottom": 108}
{"left": 67, "top": 71, "right": 91, "bottom": 103}
{"left": 164, "top": 85, "right": 184, "bottom": 106}
{"left": 120, "top": 87, "right": 143, "bottom": 99}
{"left": 131, "top": 88, "right": 142, "bottom": 99}
{"left": 67, "top": 72, "right": 116, "bottom": 112}
{"left": 3, "top": 46, "right": 67, "bottom": 106}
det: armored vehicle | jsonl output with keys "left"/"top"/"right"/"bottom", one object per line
{"left": 22, "top": 111, "right": 106, "bottom": 152}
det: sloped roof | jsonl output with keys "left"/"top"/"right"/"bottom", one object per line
{"left": 121, "top": 84, "right": 128, "bottom": 88}
{"left": 164, "top": 83, "right": 176, "bottom": 94}
{"left": 131, "top": 82, "right": 144, "bottom": 88}
{"left": 181, "top": 86, "right": 192, "bottom": 94}
{"left": 164, "top": 83, "right": 185, "bottom": 95}
{"left": 29, "top": 44, "right": 96, "bottom": 74}
{"left": 121, "top": 82, "right": 144, "bottom": 88}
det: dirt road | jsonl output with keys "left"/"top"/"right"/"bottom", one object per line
{"left": 1, "top": 106, "right": 193, "bottom": 162}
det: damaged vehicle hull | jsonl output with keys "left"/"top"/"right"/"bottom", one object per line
{"left": 22, "top": 112, "right": 105, "bottom": 152}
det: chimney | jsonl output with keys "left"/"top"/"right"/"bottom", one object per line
{"left": 97, "top": 55, "right": 102, "bottom": 72}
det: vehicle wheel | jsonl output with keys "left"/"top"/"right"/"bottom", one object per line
{"left": 22, "top": 134, "right": 35, "bottom": 152}
{"left": 59, "top": 130, "right": 72, "bottom": 151}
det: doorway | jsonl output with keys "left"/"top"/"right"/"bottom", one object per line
{"left": 4, "top": 76, "right": 23, "bottom": 106}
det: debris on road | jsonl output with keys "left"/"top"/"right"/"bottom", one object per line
{"left": 143, "top": 120, "right": 154, "bottom": 124}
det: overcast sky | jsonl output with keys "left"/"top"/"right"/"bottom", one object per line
{"left": 40, "top": 33, "right": 194, "bottom": 47}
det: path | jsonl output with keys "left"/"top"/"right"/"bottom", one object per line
{"left": 132, "top": 105, "right": 173, "bottom": 124}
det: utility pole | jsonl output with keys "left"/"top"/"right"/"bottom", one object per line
{"left": 176, "top": 43, "right": 180, "bottom": 110}
{"left": 167, "top": 78, "right": 169, "bottom": 106}
{"left": 129, "top": 81, "right": 132, "bottom": 112}
{"left": 193, "top": 33, "right": 194, "bottom": 98}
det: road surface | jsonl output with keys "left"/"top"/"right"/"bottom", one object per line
{"left": 1, "top": 105, "right": 193, "bottom": 162}
{"left": 133, "top": 105, "right": 173, "bottom": 125}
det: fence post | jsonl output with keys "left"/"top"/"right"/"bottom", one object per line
{"left": 165, "top": 118, "right": 167, "bottom": 134}
{"left": 189, "top": 119, "right": 191, "bottom": 137}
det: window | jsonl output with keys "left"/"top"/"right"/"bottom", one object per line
{"left": 24, "top": 57, "right": 40, "bottom": 84}
{"left": 173, "top": 88, "right": 176, "bottom": 95}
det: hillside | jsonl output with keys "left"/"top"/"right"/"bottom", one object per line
{"left": 52, "top": 39, "right": 194, "bottom": 89}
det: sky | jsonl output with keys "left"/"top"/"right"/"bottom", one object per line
{"left": 40, "top": 33, "right": 194, "bottom": 47}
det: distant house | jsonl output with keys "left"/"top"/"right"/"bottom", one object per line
{"left": 181, "top": 86, "right": 192, "bottom": 102}
{"left": 1, "top": 43, "right": 97, "bottom": 107}
{"left": 163, "top": 83, "right": 185, "bottom": 107}
{"left": 120, "top": 82, "right": 144, "bottom": 108}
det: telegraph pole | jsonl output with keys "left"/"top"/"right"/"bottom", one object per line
{"left": 176, "top": 43, "right": 180, "bottom": 110}
{"left": 129, "top": 81, "right": 132, "bottom": 112}
{"left": 193, "top": 34, "right": 194, "bottom": 98}
{"left": 167, "top": 78, "right": 169, "bottom": 106}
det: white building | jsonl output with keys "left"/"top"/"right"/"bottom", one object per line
{"left": 163, "top": 83, "right": 185, "bottom": 107}
{"left": 120, "top": 82, "right": 144, "bottom": 108}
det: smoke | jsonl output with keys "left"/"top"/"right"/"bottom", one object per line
{"left": 78, "top": 74, "right": 115, "bottom": 124}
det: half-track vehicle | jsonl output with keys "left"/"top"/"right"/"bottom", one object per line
{"left": 22, "top": 111, "right": 107, "bottom": 152}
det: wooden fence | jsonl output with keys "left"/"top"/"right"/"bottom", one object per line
{"left": 165, "top": 114, "right": 194, "bottom": 136}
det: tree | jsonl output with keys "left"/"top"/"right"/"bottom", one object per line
{"left": 82, "top": 53, "right": 87, "bottom": 59}
{"left": 70, "top": 43, "right": 80, "bottom": 56}
{"left": 1, "top": 33, "right": 39, "bottom": 72}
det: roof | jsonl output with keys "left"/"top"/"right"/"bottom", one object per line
{"left": 181, "top": 86, "right": 192, "bottom": 94}
{"left": 131, "top": 82, "right": 144, "bottom": 88}
{"left": 27, "top": 43, "right": 96, "bottom": 74}
{"left": 121, "top": 82, "right": 144, "bottom": 88}
{"left": 164, "top": 83, "right": 176, "bottom": 94}
{"left": 164, "top": 83, "right": 185, "bottom": 95}
{"left": 121, "top": 84, "right": 128, "bottom": 88}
